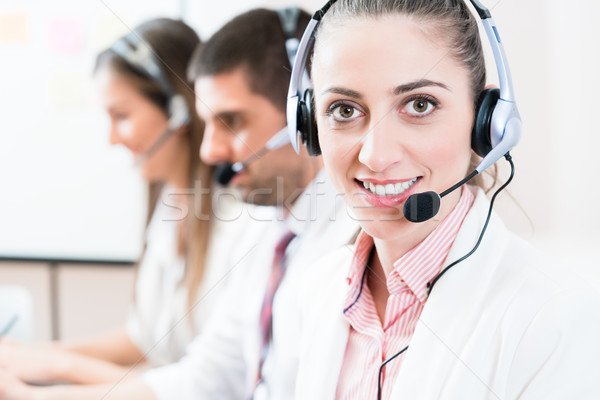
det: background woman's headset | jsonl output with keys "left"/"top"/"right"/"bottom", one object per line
{"left": 110, "top": 33, "right": 191, "bottom": 163}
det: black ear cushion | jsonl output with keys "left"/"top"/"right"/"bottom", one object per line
{"left": 472, "top": 88, "right": 500, "bottom": 158}
{"left": 301, "top": 89, "right": 321, "bottom": 157}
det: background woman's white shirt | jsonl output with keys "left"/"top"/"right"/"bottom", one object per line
{"left": 125, "top": 186, "right": 254, "bottom": 365}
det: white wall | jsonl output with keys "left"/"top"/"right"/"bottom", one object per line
{"left": 488, "top": 0, "right": 600, "bottom": 284}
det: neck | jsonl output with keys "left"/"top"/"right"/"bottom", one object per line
{"left": 167, "top": 153, "right": 191, "bottom": 191}
{"left": 371, "top": 188, "right": 465, "bottom": 277}
{"left": 372, "top": 225, "right": 432, "bottom": 278}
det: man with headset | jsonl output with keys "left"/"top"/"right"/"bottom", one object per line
{"left": 140, "top": 7, "right": 357, "bottom": 400}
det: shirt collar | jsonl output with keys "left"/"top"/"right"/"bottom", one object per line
{"left": 344, "top": 186, "right": 475, "bottom": 309}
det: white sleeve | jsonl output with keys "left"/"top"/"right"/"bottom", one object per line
{"left": 141, "top": 274, "right": 251, "bottom": 400}
{"left": 124, "top": 303, "right": 150, "bottom": 357}
{"left": 124, "top": 263, "right": 160, "bottom": 364}
{"left": 141, "top": 205, "right": 279, "bottom": 399}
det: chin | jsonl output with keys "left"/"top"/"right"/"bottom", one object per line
{"left": 360, "top": 215, "right": 412, "bottom": 238}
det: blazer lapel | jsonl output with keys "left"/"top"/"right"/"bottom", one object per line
{"left": 296, "top": 249, "right": 351, "bottom": 400}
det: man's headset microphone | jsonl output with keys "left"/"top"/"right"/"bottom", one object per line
{"left": 109, "top": 33, "right": 191, "bottom": 166}
{"left": 214, "top": 7, "right": 306, "bottom": 186}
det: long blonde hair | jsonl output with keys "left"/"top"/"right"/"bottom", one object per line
{"left": 96, "top": 18, "right": 212, "bottom": 319}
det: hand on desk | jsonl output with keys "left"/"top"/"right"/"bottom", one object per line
{"left": 0, "top": 368, "right": 33, "bottom": 400}
{"left": 0, "top": 339, "right": 65, "bottom": 385}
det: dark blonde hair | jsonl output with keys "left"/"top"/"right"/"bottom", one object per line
{"left": 317, "top": 0, "right": 497, "bottom": 190}
{"left": 95, "top": 18, "right": 212, "bottom": 316}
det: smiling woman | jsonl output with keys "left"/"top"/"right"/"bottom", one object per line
{"left": 287, "top": 0, "right": 600, "bottom": 399}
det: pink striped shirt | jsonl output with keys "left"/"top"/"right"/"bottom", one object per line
{"left": 336, "top": 186, "right": 475, "bottom": 400}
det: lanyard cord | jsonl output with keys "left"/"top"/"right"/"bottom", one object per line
{"left": 376, "top": 153, "right": 515, "bottom": 400}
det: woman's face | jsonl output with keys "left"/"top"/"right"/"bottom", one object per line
{"left": 313, "top": 14, "right": 475, "bottom": 247}
{"left": 95, "top": 65, "right": 186, "bottom": 184}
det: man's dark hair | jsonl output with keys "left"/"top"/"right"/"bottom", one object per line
{"left": 188, "top": 8, "right": 311, "bottom": 112}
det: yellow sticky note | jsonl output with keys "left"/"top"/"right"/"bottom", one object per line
{"left": 0, "top": 13, "right": 29, "bottom": 44}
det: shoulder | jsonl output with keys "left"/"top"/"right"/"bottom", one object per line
{"left": 503, "top": 244, "right": 600, "bottom": 396}
{"left": 490, "top": 230, "right": 600, "bottom": 370}
{"left": 500, "top": 232, "right": 597, "bottom": 303}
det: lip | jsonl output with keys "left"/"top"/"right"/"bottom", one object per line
{"left": 355, "top": 177, "right": 420, "bottom": 208}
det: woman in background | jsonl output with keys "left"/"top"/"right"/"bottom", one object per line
{"left": 0, "top": 17, "right": 246, "bottom": 385}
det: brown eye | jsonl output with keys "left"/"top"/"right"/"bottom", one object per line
{"left": 340, "top": 106, "right": 354, "bottom": 118}
{"left": 331, "top": 104, "right": 361, "bottom": 121}
{"left": 405, "top": 98, "right": 435, "bottom": 116}
{"left": 413, "top": 101, "right": 427, "bottom": 113}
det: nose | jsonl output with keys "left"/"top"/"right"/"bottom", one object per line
{"left": 358, "top": 117, "right": 404, "bottom": 173}
{"left": 200, "top": 124, "right": 233, "bottom": 166}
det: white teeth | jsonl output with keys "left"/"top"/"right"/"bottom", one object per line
{"left": 361, "top": 178, "right": 417, "bottom": 196}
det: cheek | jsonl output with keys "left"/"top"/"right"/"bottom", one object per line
{"left": 420, "top": 121, "right": 473, "bottom": 179}
{"left": 318, "top": 127, "right": 357, "bottom": 192}
{"left": 116, "top": 120, "right": 134, "bottom": 139}
{"left": 139, "top": 112, "right": 169, "bottom": 144}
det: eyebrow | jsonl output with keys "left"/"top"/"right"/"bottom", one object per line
{"left": 213, "top": 110, "right": 244, "bottom": 120}
{"left": 321, "top": 79, "right": 450, "bottom": 99}
{"left": 320, "top": 87, "right": 363, "bottom": 99}
{"left": 393, "top": 79, "right": 450, "bottom": 95}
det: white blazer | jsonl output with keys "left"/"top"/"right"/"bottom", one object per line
{"left": 294, "top": 188, "right": 600, "bottom": 399}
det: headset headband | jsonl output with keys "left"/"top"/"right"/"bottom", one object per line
{"left": 110, "top": 34, "right": 177, "bottom": 101}
{"left": 276, "top": 7, "right": 305, "bottom": 75}
{"left": 109, "top": 33, "right": 190, "bottom": 129}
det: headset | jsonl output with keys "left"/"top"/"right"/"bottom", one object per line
{"left": 110, "top": 32, "right": 191, "bottom": 164}
{"left": 214, "top": 7, "right": 303, "bottom": 185}
{"left": 287, "top": 0, "right": 522, "bottom": 223}
{"left": 287, "top": 2, "right": 521, "bottom": 398}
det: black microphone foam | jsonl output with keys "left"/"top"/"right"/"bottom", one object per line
{"left": 215, "top": 162, "right": 236, "bottom": 185}
{"left": 403, "top": 192, "right": 441, "bottom": 223}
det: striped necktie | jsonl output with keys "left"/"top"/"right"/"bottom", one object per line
{"left": 256, "top": 229, "right": 296, "bottom": 385}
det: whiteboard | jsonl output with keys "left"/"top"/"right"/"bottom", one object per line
{"left": 0, "top": 0, "right": 185, "bottom": 262}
